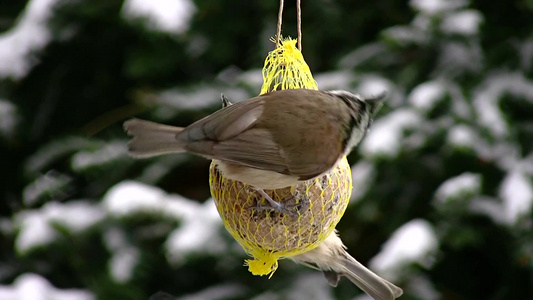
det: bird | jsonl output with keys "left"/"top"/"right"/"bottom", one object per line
{"left": 123, "top": 88, "right": 382, "bottom": 215}
{"left": 291, "top": 231, "right": 403, "bottom": 300}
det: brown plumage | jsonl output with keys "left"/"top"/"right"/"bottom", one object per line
{"left": 124, "top": 89, "right": 379, "bottom": 189}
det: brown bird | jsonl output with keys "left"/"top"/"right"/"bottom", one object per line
{"left": 124, "top": 88, "right": 382, "bottom": 214}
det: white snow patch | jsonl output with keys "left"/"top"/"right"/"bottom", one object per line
{"left": 350, "top": 161, "right": 376, "bottom": 202}
{"left": 0, "top": 273, "right": 94, "bottom": 300}
{"left": 285, "top": 272, "right": 334, "bottom": 300}
{"left": 104, "top": 228, "right": 139, "bottom": 283}
{"left": 237, "top": 69, "right": 264, "bottom": 90}
{"left": 22, "top": 171, "right": 71, "bottom": 206}
{"left": 0, "top": 100, "right": 18, "bottom": 137}
{"left": 370, "top": 219, "right": 438, "bottom": 281}
{"left": 357, "top": 76, "right": 391, "bottom": 99}
{"left": 121, "top": 0, "right": 196, "bottom": 34}
{"left": 434, "top": 172, "right": 481, "bottom": 203}
{"left": 14, "top": 201, "right": 105, "bottom": 254}
{"left": 177, "top": 284, "right": 246, "bottom": 300}
{"left": 315, "top": 71, "right": 353, "bottom": 91}
{"left": 0, "top": 0, "right": 58, "bottom": 79}
{"left": 46, "top": 201, "right": 105, "bottom": 233}
{"left": 447, "top": 124, "right": 477, "bottom": 148}
{"left": 472, "top": 72, "right": 533, "bottom": 139}
{"left": 469, "top": 196, "right": 508, "bottom": 225}
{"left": 351, "top": 295, "right": 373, "bottom": 300}
{"left": 518, "top": 39, "right": 533, "bottom": 71}
{"left": 361, "top": 109, "right": 421, "bottom": 158}
{"left": 156, "top": 86, "right": 228, "bottom": 112}
{"left": 407, "top": 275, "right": 440, "bottom": 300}
{"left": 14, "top": 211, "right": 57, "bottom": 254}
{"left": 410, "top": 0, "right": 466, "bottom": 15}
{"left": 103, "top": 181, "right": 225, "bottom": 264}
{"left": 24, "top": 137, "right": 95, "bottom": 175}
{"left": 165, "top": 198, "right": 225, "bottom": 264}
{"left": 408, "top": 81, "right": 446, "bottom": 111}
{"left": 71, "top": 141, "right": 127, "bottom": 171}
{"left": 441, "top": 10, "right": 483, "bottom": 36}
{"left": 384, "top": 26, "right": 428, "bottom": 45}
{"left": 438, "top": 41, "right": 482, "bottom": 75}
{"left": 109, "top": 248, "right": 139, "bottom": 283}
{"left": 337, "top": 43, "right": 387, "bottom": 69}
{"left": 499, "top": 169, "right": 533, "bottom": 224}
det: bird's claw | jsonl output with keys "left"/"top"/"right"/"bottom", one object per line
{"left": 248, "top": 189, "right": 309, "bottom": 217}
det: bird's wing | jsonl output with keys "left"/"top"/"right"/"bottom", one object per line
{"left": 178, "top": 96, "right": 290, "bottom": 174}
{"left": 211, "top": 128, "right": 290, "bottom": 174}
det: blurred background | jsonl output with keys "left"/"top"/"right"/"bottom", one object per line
{"left": 1, "top": 0, "right": 532, "bottom": 299}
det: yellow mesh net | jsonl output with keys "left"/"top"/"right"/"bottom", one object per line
{"left": 261, "top": 38, "right": 318, "bottom": 94}
{"left": 209, "top": 37, "right": 352, "bottom": 277}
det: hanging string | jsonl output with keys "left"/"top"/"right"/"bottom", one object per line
{"left": 276, "top": 0, "right": 303, "bottom": 51}
{"left": 296, "top": 0, "right": 302, "bottom": 51}
{"left": 276, "top": 0, "right": 284, "bottom": 47}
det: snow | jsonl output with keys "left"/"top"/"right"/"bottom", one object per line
{"left": 518, "top": 39, "right": 533, "bottom": 70}
{"left": 351, "top": 295, "right": 373, "bottom": 300}
{"left": 165, "top": 198, "right": 226, "bottom": 264}
{"left": 337, "top": 43, "right": 387, "bottom": 69}
{"left": 121, "top": 0, "right": 196, "bottom": 34}
{"left": 46, "top": 201, "right": 105, "bottom": 233}
{"left": 499, "top": 169, "right": 533, "bottom": 224}
{"left": 0, "top": 0, "right": 58, "bottom": 79}
{"left": 236, "top": 69, "right": 264, "bottom": 91}
{"left": 14, "top": 210, "right": 57, "bottom": 255}
{"left": 369, "top": 219, "right": 438, "bottom": 281}
{"left": 407, "top": 275, "right": 440, "bottom": 300}
{"left": 469, "top": 196, "right": 508, "bottom": 225}
{"left": 315, "top": 71, "right": 353, "bottom": 91}
{"left": 434, "top": 172, "right": 481, "bottom": 203}
{"left": 71, "top": 141, "right": 127, "bottom": 171}
{"left": 0, "top": 100, "right": 18, "bottom": 138}
{"left": 350, "top": 161, "right": 376, "bottom": 202}
{"left": 361, "top": 109, "right": 422, "bottom": 158}
{"left": 24, "top": 137, "right": 95, "bottom": 175}
{"left": 472, "top": 72, "right": 533, "bottom": 139}
{"left": 441, "top": 10, "right": 483, "bottom": 36}
{"left": 155, "top": 86, "right": 233, "bottom": 112}
{"left": 410, "top": 0, "right": 466, "bottom": 15}
{"left": 22, "top": 171, "right": 71, "bottom": 206}
{"left": 408, "top": 80, "right": 446, "bottom": 111}
{"left": 357, "top": 76, "right": 391, "bottom": 100}
{"left": 0, "top": 273, "right": 94, "bottom": 300}
{"left": 384, "top": 25, "right": 428, "bottom": 45}
{"left": 103, "top": 181, "right": 225, "bottom": 264}
{"left": 285, "top": 273, "right": 334, "bottom": 300}
{"left": 447, "top": 124, "right": 477, "bottom": 148}
{"left": 438, "top": 41, "right": 483, "bottom": 75}
{"left": 177, "top": 284, "right": 245, "bottom": 300}
{"left": 14, "top": 201, "right": 105, "bottom": 254}
{"left": 103, "top": 228, "right": 140, "bottom": 283}
{"left": 104, "top": 181, "right": 191, "bottom": 217}
{"left": 109, "top": 248, "right": 139, "bottom": 283}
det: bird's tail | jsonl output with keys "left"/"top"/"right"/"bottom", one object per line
{"left": 339, "top": 251, "right": 403, "bottom": 300}
{"left": 123, "top": 118, "right": 186, "bottom": 158}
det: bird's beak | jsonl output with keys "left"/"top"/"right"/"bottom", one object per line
{"left": 364, "top": 92, "right": 386, "bottom": 116}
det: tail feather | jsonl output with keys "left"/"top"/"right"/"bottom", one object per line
{"left": 340, "top": 253, "right": 403, "bottom": 300}
{"left": 291, "top": 231, "right": 402, "bottom": 300}
{"left": 123, "top": 118, "right": 186, "bottom": 158}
